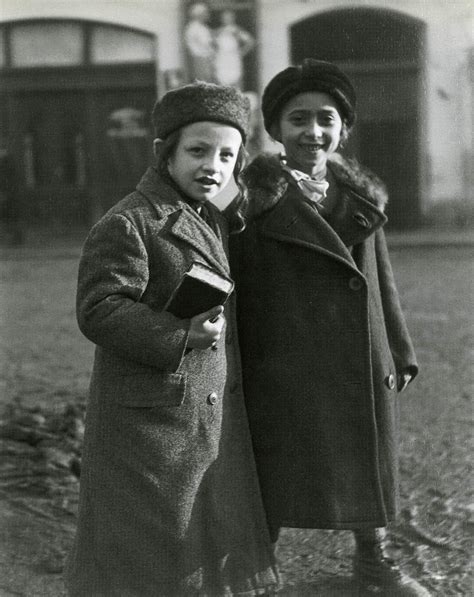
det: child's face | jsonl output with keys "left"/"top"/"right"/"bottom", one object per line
{"left": 276, "top": 91, "right": 343, "bottom": 176}
{"left": 168, "top": 121, "right": 242, "bottom": 202}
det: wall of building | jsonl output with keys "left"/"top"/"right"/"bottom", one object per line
{"left": 422, "top": 2, "right": 472, "bottom": 204}
{"left": 1, "top": 0, "right": 472, "bottom": 221}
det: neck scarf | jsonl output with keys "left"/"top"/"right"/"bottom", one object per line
{"left": 280, "top": 155, "right": 329, "bottom": 205}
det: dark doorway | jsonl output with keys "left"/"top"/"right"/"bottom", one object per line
{"left": 15, "top": 90, "right": 89, "bottom": 227}
{"left": 357, "top": 121, "right": 420, "bottom": 226}
{"left": 1, "top": 20, "right": 157, "bottom": 233}
{"left": 82, "top": 87, "right": 155, "bottom": 220}
{"left": 291, "top": 8, "right": 425, "bottom": 228}
{"left": 4, "top": 65, "right": 156, "bottom": 230}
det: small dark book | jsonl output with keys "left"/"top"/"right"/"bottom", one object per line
{"left": 164, "top": 261, "right": 234, "bottom": 319}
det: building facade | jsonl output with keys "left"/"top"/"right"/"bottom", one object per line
{"left": 0, "top": 0, "right": 472, "bottom": 232}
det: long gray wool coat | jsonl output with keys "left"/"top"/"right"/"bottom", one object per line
{"left": 66, "top": 167, "right": 278, "bottom": 596}
{"left": 232, "top": 153, "right": 418, "bottom": 535}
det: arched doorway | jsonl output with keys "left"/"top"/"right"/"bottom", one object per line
{"left": 0, "top": 20, "right": 157, "bottom": 232}
{"left": 291, "top": 8, "right": 426, "bottom": 228}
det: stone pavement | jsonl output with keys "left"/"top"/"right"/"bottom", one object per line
{"left": 386, "top": 228, "right": 474, "bottom": 248}
{"left": 1, "top": 226, "right": 473, "bottom": 261}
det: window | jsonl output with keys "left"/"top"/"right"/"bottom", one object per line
{"left": 3, "top": 21, "right": 155, "bottom": 68}
{"left": 90, "top": 26, "right": 155, "bottom": 64}
{"left": 11, "top": 22, "right": 83, "bottom": 67}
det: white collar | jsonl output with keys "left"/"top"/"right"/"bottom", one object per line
{"left": 280, "top": 155, "right": 329, "bottom": 204}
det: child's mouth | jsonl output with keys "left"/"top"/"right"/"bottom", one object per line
{"left": 301, "top": 143, "right": 324, "bottom": 153}
{"left": 196, "top": 176, "right": 218, "bottom": 187}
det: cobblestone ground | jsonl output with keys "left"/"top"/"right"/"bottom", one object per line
{"left": 0, "top": 245, "right": 472, "bottom": 596}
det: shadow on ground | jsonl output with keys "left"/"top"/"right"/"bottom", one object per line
{"left": 279, "top": 578, "right": 355, "bottom": 595}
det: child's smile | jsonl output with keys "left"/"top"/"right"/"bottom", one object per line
{"left": 277, "top": 91, "right": 342, "bottom": 177}
{"left": 299, "top": 141, "right": 326, "bottom": 155}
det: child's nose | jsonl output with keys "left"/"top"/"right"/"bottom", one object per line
{"left": 202, "top": 154, "right": 220, "bottom": 172}
{"left": 305, "top": 120, "right": 323, "bottom": 138}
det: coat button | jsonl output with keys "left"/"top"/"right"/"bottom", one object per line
{"left": 385, "top": 374, "right": 396, "bottom": 390}
{"left": 207, "top": 392, "right": 218, "bottom": 405}
{"left": 349, "top": 277, "right": 363, "bottom": 291}
{"left": 353, "top": 212, "right": 370, "bottom": 228}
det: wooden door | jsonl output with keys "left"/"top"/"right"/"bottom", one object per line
{"left": 88, "top": 89, "right": 155, "bottom": 216}
{"left": 290, "top": 8, "right": 425, "bottom": 228}
{"left": 354, "top": 120, "right": 420, "bottom": 228}
{"left": 13, "top": 87, "right": 156, "bottom": 226}
{"left": 15, "top": 90, "right": 89, "bottom": 226}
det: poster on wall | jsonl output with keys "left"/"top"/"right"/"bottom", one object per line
{"left": 182, "top": 0, "right": 257, "bottom": 90}
{"left": 181, "top": 0, "right": 260, "bottom": 153}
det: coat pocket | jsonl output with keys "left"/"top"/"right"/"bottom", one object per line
{"left": 115, "top": 371, "right": 187, "bottom": 408}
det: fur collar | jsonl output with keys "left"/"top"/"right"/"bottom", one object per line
{"left": 243, "top": 153, "right": 388, "bottom": 218}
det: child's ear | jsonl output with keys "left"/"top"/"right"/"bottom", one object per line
{"left": 153, "top": 138, "right": 163, "bottom": 158}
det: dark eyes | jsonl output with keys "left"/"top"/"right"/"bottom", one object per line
{"left": 320, "top": 115, "right": 335, "bottom": 124}
{"left": 186, "top": 147, "right": 234, "bottom": 161}
{"left": 288, "top": 114, "right": 336, "bottom": 125}
{"left": 188, "top": 146, "right": 204, "bottom": 155}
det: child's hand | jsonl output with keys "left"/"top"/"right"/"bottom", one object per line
{"left": 187, "top": 306, "right": 225, "bottom": 350}
{"left": 397, "top": 371, "right": 412, "bottom": 392}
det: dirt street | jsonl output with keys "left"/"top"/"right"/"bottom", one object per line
{"left": 0, "top": 244, "right": 472, "bottom": 596}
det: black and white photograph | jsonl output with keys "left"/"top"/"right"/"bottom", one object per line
{"left": 0, "top": 1, "right": 472, "bottom": 595}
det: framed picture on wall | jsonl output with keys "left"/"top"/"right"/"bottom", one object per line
{"left": 182, "top": 0, "right": 257, "bottom": 92}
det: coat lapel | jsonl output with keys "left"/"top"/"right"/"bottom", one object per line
{"left": 170, "top": 208, "right": 231, "bottom": 277}
{"left": 324, "top": 155, "right": 388, "bottom": 245}
{"left": 245, "top": 153, "right": 388, "bottom": 270}
{"left": 323, "top": 163, "right": 387, "bottom": 246}
{"left": 261, "top": 187, "right": 357, "bottom": 270}
{"left": 136, "top": 166, "right": 230, "bottom": 277}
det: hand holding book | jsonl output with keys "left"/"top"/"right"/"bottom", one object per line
{"left": 188, "top": 305, "right": 224, "bottom": 350}
{"left": 164, "top": 262, "right": 233, "bottom": 350}
{"left": 164, "top": 262, "right": 234, "bottom": 319}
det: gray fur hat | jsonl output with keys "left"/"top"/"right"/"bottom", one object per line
{"left": 152, "top": 82, "right": 251, "bottom": 142}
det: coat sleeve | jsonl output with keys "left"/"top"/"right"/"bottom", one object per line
{"left": 375, "top": 228, "right": 419, "bottom": 380}
{"left": 76, "top": 213, "right": 189, "bottom": 371}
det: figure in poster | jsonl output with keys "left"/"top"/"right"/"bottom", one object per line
{"left": 214, "top": 9, "right": 255, "bottom": 89}
{"left": 184, "top": 2, "right": 215, "bottom": 82}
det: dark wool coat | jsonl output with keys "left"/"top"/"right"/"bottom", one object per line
{"left": 232, "top": 154, "right": 418, "bottom": 534}
{"left": 66, "top": 167, "right": 278, "bottom": 596}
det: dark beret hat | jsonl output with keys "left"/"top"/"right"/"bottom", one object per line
{"left": 152, "top": 81, "right": 251, "bottom": 143}
{"left": 262, "top": 58, "right": 357, "bottom": 132}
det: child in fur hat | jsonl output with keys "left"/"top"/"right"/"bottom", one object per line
{"left": 66, "top": 82, "right": 279, "bottom": 596}
{"left": 232, "top": 59, "right": 430, "bottom": 596}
